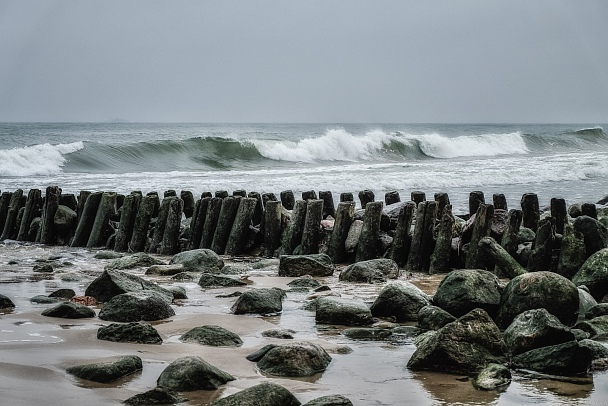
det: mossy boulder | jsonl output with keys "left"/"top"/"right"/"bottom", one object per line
{"left": 278, "top": 254, "right": 334, "bottom": 277}
{"left": 41, "top": 302, "right": 95, "bottom": 319}
{"left": 98, "top": 291, "right": 174, "bottom": 322}
{"left": 169, "top": 249, "right": 224, "bottom": 273}
{"left": 370, "top": 282, "right": 431, "bottom": 322}
{"left": 157, "top": 356, "right": 234, "bottom": 391}
{"left": 433, "top": 269, "right": 502, "bottom": 318}
{"left": 97, "top": 322, "right": 162, "bottom": 344}
{"left": 67, "top": 355, "right": 142, "bottom": 383}
{"left": 179, "top": 325, "right": 243, "bottom": 347}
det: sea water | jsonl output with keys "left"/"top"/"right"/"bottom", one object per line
{"left": 1, "top": 122, "right": 608, "bottom": 212}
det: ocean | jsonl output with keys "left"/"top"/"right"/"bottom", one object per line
{"left": 1, "top": 122, "right": 608, "bottom": 213}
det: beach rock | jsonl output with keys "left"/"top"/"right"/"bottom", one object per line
{"left": 262, "top": 328, "right": 296, "bottom": 339}
{"left": 278, "top": 254, "right": 334, "bottom": 277}
{"left": 94, "top": 251, "right": 123, "bottom": 260}
{"left": 433, "top": 269, "right": 502, "bottom": 318}
{"left": 574, "top": 315, "right": 608, "bottom": 338}
{"left": 517, "top": 227, "right": 536, "bottom": 244}
{"left": 179, "top": 325, "right": 243, "bottom": 347}
{"left": 66, "top": 355, "right": 142, "bottom": 383}
{"left": 48, "top": 288, "right": 76, "bottom": 300}
{"left": 169, "top": 249, "right": 224, "bottom": 273}
{"left": 85, "top": 269, "right": 173, "bottom": 303}
{"left": 496, "top": 271, "right": 579, "bottom": 328}
{"left": 210, "top": 382, "right": 300, "bottom": 406}
{"left": 303, "top": 395, "right": 353, "bottom": 406}
{"left": 41, "top": 301, "right": 95, "bottom": 319}
{"left": 97, "top": 322, "right": 162, "bottom": 344}
{"left": 502, "top": 308, "right": 575, "bottom": 356}
{"left": 0, "top": 294, "right": 15, "bottom": 308}
{"left": 572, "top": 248, "right": 608, "bottom": 301}
{"left": 33, "top": 263, "right": 54, "bottom": 273}
{"left": 586, "top": 303, "right": 608, "bottom": 319}
{"left": 98, "top": 291, "right": 175, "bottom": 322}
{"left": 231, "top": 288, "right": 285, "bottom": 315}
{"left": 171, "top": 272, "right": 198, "bottom": 281}
{"left": 472, "top": 363, "right": 511, "bottom": 391}
{"left": 157, "top": 356, "right": 235, "bottom": 391}
{"left": 573, "top": 216, "right": 608, "bottom": 257}
{"left": 556, "top": 224, "right": 586, "bottom": 279}
{"left": 578, "top": 287, "right": 598, "bottom": 319}
{"left": 164, "top": 285, "right": 187, "bottom": 300}
{"left": 407, "top": 308, "right": 506, "bottom": 375}
{"left": 370, "top": 282, "right": 431, "bottom": 322}
{"left": 288, "top": 275, "right": 322, "bottom": 289}
{"left": 198, "top": 273, "right": 247, "bottom": 288}
{"left": 342, "top": 327, "right": 392, "bottom": 340}
{"left": 53, "top": 205, "right": 77, "bottom": 243}
{"left": 316, "top": 296, "right": 373, "bottom": 326}
{"left": 145, "top": 264, "right": 185, "bottom": 276}
{"left": 255, "top": 341, "right": 332, "bottom": 376}
{"left": 339, "top": 259, "right": 399, "bottom": 283}
{"left": 344, "top": 220, "right": 363, "bottom": 253}
{"left": 511, "top": 341, "right": 592, "bottom": 376}
{"left": 124, "top": 387, "right": 185, "bottom": 405}
{"left": 30, "top": 295, "right": 61, "bottom": 304}
{"left": 417, "top": 305, "right": 457, "bottom": 330}
{"left": 579, "top": 339, "right": 608, "bottom": 371}
{"left": 104, "top": 252, "right": 165, "bottom": 271}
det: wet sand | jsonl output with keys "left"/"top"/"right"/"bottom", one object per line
{"left": 1, "top": 243, "right": 607, "bottom": 405}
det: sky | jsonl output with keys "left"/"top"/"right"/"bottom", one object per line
{"left": 0, "top": 0, "right": 607, "bottom": 123}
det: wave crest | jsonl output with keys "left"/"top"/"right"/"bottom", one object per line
{"left": 0, "top": 142, "right": 84, "bottom": 176}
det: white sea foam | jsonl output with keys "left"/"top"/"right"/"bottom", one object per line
{"left": 0, "top": 142, "right": 84, "bottom": 176}
{"left": 409, "top": 132, "right": 529, "bottom": 158}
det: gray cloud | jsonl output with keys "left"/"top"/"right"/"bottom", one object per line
{"left": 1, "top": 0, "right": 607, "bottom": 123}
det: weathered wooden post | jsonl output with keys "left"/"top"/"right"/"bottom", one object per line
{"left": 302, "top": 190, "right": 317, "bottom": 201}
{"left": 262, "top": 192, "right": 277, "bottom": 206}
{"left": 148, "top": 191, "right": 160, "bottom": 218}
{"left": 201, "top": 191, "right": 212, "bottom": 199}
{"left": 340, "top": 192, "right": 354, "bottom": 202}
{"left": 0, "top": 189, "right": 23, "bottom": 240}
{"left": 429, "top": 205, "right": 455, "bottom": 274}
{"left": 527, "top": 217, "right": 556, "bottom": 272}
{"left": 164, "top": 190, "right": 177, "bottom": 198}
{"left": 280, "top": 190, "right": 295, "bottom": 210}
{"left": 211, "top": 196, "right": 241, "bottom": 254}
{"left": 521, "top": 193, "right": 540, "bottom": 231}
{"left": 469, "top": 191, "right": 485, "bottom": 217}
{"left": 296, "top": 199, "right": 323, "bottom": 255}
{"left": 76, "top": 191, "right": 91, "bottom": 223}
{"left": 17, "top": 189, "right": 42, "bottom": 241}
{"left": 39, "top": 186, "right": 61, "bottom": 245}
{"left": 71, "top": 192, "right": 103, "bottom": 247}
{"left": 233, "top": 189, "right": 247, "bottom": 198}
{"left": 389, "top": 201, "right": 416, "bottom": 267}
{"left": 215, "top": 190, "right": 229, "bottom": 199}
{"left": 263, "top": 200, "right": 283, "bottom": 257}
{"left": 200, "top": 197, "right": 223, "bottom": 249}
{"left": 87, "top": 192, "right": 117, "bottom": 248}
{"left": 248, "top": 191, "right": 264, "bottom": 226}
{"left": 0, "top": 192, "right": 12, "bottom": 233}
{"left": 319, "top": 190, "right": 335, "bottom": 219}
{"left": 281, "top": 200, "right": 307, "bottom": 255}
{"left": 327, "top": 201, "right": 355, "bottom": 263}
{"left": 225, "top": 197, "right": 258, "bottom": 256}
{"left": 129, "top": 194, "right": 156, "bottom": 252}
{"left": 356, "top": 201, "right": 383, "bottom": 262}
{"left": 434, "top": 192, "right": 450, "bottom": 219}
{"left": 493, "top": 193, "right": 508, "bottom": 210}
{"left": 465, "top": 203, "right": 494, "bottom": 269}
{"left": 358, "top": 190, "right": 375, "bottom": 209}
{"left": 479, "top": 236, "right": 526, "bottom": 278}
{"left": 385, "top": 191, "right": 400, "bottom": 206}
{"left": 160, "top": 196, "right": 184, "bottom": 255}
{"left": 187, "top": 196, "right": 209, "bottom": 251}
{"left": 60, "top": 194, "right": 77, "bottom": 212}
{"left": 406, "top": 201, "right": 437, "bottom": 272}
{"left": 556, "top": 224, "right": 586, "bottom": 279}
{"left": 581, "top": 203, "right": 597, "bottom": 219}
{"left": 114, "top": 193, "right": 141, "bottom": 252}
{"left": 148, "top": 196, "right": 173, "bottom": 253}
{"left": 500, "top": 209, "right": 522, "bottom": 257}
{"left": 180, "top": 190, "right": 195, "bottom": 218}
{"left": 411, "top": 191, "right": 426, "bottom": 205}
{"left": 550, "top": 197, "right": 568, "bottom": 235}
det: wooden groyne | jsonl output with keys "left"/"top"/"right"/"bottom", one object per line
{"left": 1, "top": 186, "right": 607, "bottom": 274}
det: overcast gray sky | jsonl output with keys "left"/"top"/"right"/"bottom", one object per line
{"left": 0, "top": 0, "right": 606, "bottom": 123}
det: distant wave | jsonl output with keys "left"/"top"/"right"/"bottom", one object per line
{"left": 0, "top": 142, "right": 83, "bottom": 176}
{"left": 575, "top": 126, "right": 604, "bottom": 136}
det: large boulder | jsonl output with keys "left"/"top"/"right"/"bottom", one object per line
{"left": 417, "top": 305, "right": 457, "bottom": 330}
{"left": 231, "top": 288, "right": 285, "bottom": 315}
{"left": 315, "top": 296, "right": 373, "bottom": 326}
{"left": 472, "top": 363, "right": 511, "bottom": 391}
{"left": 85, "top": 269, "right": 173, "bottom": 303}
{"left": 586, "top": 303, "right": 608, "bottom": 319}
{"left": 370, "top": 282, "right": 431, "bottom": 322}
{"left": 179, "top": 325, "right": 243, "bottom": 347}
{"left": 41, "top": 302, "right": 95, "bottom": 319}
{"left": 97, "top": 322, "right": 162, "bottom": 344}
{"left": 407, "top": 308, "right": 507, "bottom": 375}
{"left": 574, "top": 315, "right": 608, "bottom": 338}
{"left": 0, "top": 293, "right": 15, "bottom": 308}
{"left": 578, "top": 287, "right": 598, "bottom": 319}
{"left": 502, "top": 308, "right": 575, "bottom": 356}
{"left": 339, "top": 259, "right": 399, "bottom": 283}
{"left": 66, "top": 355, "right": 142, "bottom": 383}
{"left": 98, "top": 291, "right": 175, "bottom": 322}
{"left": 433, "top": 269, "right": 502, "bottom": 318}
{"left": 572, "top": 248, "right": 608, "bottom": 301}
{"left": 278, "top": 254, "right": 334, "bottom": 277}
{"left": 210, "top": 382, "right": 300, "bottom": 406}
{"left": 197, "top": 273, "right": 247, "bottom": 288}
{"left": 124, "top": 387, "right": 184, "bottom": 405}
{"left": 104, "top": 252, "right": 165, "bottom": 271}
{"left": 169, "top": 249, "right": 224, "bottom": 273}
{"left": 511, "top": 341, "right": 593, "bottom": 376}
{"left": 157, "top": 356, "right": 234, "bottom": 391}
{"left": 496, "top": 271, "right": 579, "bottom": 328}
{"left": 252, "top": 341, "right": 332, "bottom": 377}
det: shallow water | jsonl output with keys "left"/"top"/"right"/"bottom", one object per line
{"left": 1, "top": 243, "right": 608, "bottom": 405}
